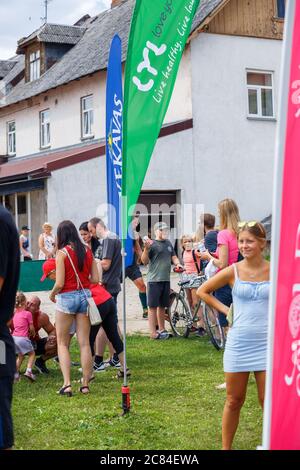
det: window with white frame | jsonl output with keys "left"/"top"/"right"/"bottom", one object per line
{"left": 40, "top": 109, "right": 50, "bottom": 148}
{"left": 30, "top": 50, "right": 40, "bottom": 81}
{"left": 247, "top": 71, "right": 275, "bottom": 119}
{"left": 81, "top": 95, "right": 94, "bottom": 138}
{"left": 7, "top": 121, "right": 16, "bottom": 156}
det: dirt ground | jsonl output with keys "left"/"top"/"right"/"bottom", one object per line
{"left": 27, "top": 272, "right": 179, "bottom": 336}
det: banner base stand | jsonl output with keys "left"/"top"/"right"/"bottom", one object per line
{"left": 121, "top": 385, "right": 131, "bottom": 415}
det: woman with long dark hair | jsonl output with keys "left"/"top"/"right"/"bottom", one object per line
{"left": 49, "top": 220, "right": 99, "bottom": 396}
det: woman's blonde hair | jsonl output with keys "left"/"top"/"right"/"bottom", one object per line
{"left": 15, "top": 291, "right": 27, "bottom": 309}
{"left": 238, "top": 222, "right": 267, "bottom": 241}
{"left": 218, "top": 199, "right": 240, "bottom": 234}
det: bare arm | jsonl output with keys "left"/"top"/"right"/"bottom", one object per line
{"left": 29, "top": 324, "right": 35, "bottom": 337}
{"left": 141, "top": 245, "right": 150, "bottom": 265}
{"left": 50, "top": 250, "right": 65, "bottom": 301}
{"left": 134, "top": 238, "right": 143, "bottom": 259}
{"left": 171, "top": 255, "right": 181, "bottom": 267}
{"left": 90, "top": 259, "right": 100, "bottom": 284}
{"left": 95, "top": 259, "right": 103, "bottom": 282}
{"left": 101, "top": 259, "right": 112, "bottom": 272}
{"left": 0, "top": 276, "right": 4, "bottom": 291}
{"left": 202, "top": 244, "right": 229, "bottom": 270}
{"left": 197, "top": 266, "right": 235, "bottom": 315}
{"left": 40, "top": 313, "right": 55, "bottom": 336}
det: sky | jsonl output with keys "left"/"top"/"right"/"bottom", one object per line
{"left": 0, "top": 0, "right": 111, "bottom": 60}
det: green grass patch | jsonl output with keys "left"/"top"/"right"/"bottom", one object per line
{"left": 13, "top": 335, "right": 263, "bottom": 450}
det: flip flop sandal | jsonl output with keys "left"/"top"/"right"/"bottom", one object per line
{"left": 79, "top": 386, "right": 90, "bottom": 395}
{"left": 58, "top": 385, "right": 73, "bottom": 397}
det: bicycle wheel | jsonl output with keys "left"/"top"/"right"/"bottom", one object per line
{"left": 168, "top": 292, "right": 191, "bottom": 337}
{"left": 203, "top": 303, "right": 225, "bottom": 350}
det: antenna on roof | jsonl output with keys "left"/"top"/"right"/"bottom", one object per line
{"left": 41, "top": 0, "right": 53, "bottom": 24}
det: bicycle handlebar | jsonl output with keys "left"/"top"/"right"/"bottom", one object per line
{"left": 173, "top": 266, "right": 185, "bottom": 273}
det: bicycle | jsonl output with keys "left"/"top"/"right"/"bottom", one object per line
{"left": 168, "top": 267, "right": 225, "bottom": 351}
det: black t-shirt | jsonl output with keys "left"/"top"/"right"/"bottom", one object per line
{"left": 204, "top": 230, "right": 218, "bottom": 253}
{"left": 94, "top": 233, "right": 122, "bottom": 294}
{"left": 91, "top": 236, "right": 100, "bottom": 256}
{"left": 0, "top": 204, "right": 20, "bottom": 377}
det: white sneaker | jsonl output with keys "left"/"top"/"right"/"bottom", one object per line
{"left": 215, "top": 382, "right": 226, "bottom": 390}
{"left": 105, "top": 358, "right": 121, "bottom": 369}
{"left": 94, "top": 361, "right": 110, "bottom": 372}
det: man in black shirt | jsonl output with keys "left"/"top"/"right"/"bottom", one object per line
{"left": 0, "top": 204, "right": 20, "bottom": 450}
{"left": 88, "top": 218, "right": 122, "bottom": 371}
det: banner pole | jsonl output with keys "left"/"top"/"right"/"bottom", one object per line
{"left": 121, "top": 196, "right": 130, "bottom": 415}
{"left": 261, "top": 0, "right": 295, "bottom": 450}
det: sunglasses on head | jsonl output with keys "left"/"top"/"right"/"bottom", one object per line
{"left": 238, "top": 221, "right": 259, "bottom": 230}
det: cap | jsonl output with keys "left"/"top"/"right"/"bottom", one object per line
{"left": 40, "top": 258, "right": 56, "bottom": 281}
{"left": 21, "top": 225, "right": 30, "bottom": 231}
{"left": 154, "top": 221, "right": 169, "bottom": 232}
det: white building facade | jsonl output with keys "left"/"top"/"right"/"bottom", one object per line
{"left": 0, "top": 0, "right": 285, "bottom": 255}
{"left": 190, "top": 33, "right": 282, "bottom": 220}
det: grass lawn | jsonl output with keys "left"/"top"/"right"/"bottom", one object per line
{"left": 13, "top": 335, "right": 263, "bottom": 450}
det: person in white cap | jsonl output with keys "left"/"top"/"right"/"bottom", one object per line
{"left": 141, "top": 222, "right": 182, "bottom": 339}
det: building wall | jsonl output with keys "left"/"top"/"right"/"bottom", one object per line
{"left": 207, "top": 0, "right": 284, "bottom": 40}
{"left": 30, "top": 189, "right": 47, "bottom": 258}
{"left": 191, "top": 33, "right": 282, "bottom": 221}
{"left": 0, "top": 49, "right": 192, "bottom": 158}
{"left": 45, "top": 128, "right": 195, "bottom": 239}
{"left": 46, "top": 155, "right": 107, "bottom": 232}
{"left": 142, "top": 128, "right": 196, "bottom": 238}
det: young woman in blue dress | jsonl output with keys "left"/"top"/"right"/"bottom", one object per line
{"left": 198, "top": 222, "right": 270, "bottom": 450}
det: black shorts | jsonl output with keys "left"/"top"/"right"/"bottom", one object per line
{"left": 0, "top": 376, "right": 14, "bottom": 449}
{"left": 125, "top": 264, "right": 142, "bottom": 282}
{"left": 32, "top": 337, "right": 47, "bottom": 356}
{"left": 147, "top": 281, "right": 170, "bottom": 308}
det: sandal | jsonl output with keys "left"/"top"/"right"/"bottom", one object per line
{"left": 79, "top": 386, "right": 90, "bottom": 395}
{"left": 58, "top": 385, "right": 72, "bottom": 397}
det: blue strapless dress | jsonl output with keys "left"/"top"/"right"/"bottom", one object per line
{"left": 223, "top": 268, "right": 270, "bottom": 373}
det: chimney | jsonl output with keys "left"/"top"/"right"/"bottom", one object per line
{"left": 111, "top": 0, "right": 125, "bottom": 8}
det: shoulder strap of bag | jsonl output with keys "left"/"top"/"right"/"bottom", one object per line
{"left": 59, "top": 248, "right": 89, "bottom": 301}
{"left": 192, "top": 250, "right": 201, "bottom": 275}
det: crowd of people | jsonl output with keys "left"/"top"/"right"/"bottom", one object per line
{"left": 19, "top": 222, "right": 56, "bottom": 261}
{"left": 0, "top": 197, "right": 270, "bottom": 450}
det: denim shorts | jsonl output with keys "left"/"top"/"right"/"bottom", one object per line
{"left": 56, "top": 289, "right": 91, "bottom": 314}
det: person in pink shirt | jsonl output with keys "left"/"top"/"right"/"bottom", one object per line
{"left": 181, "top": 235, "right": 205, "bottom": 335}
{"left": 11, "top": 292, "right": 36, "bottom": 382}
{"left": 200, "top": 199, "right": 241, "bottom": 331}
